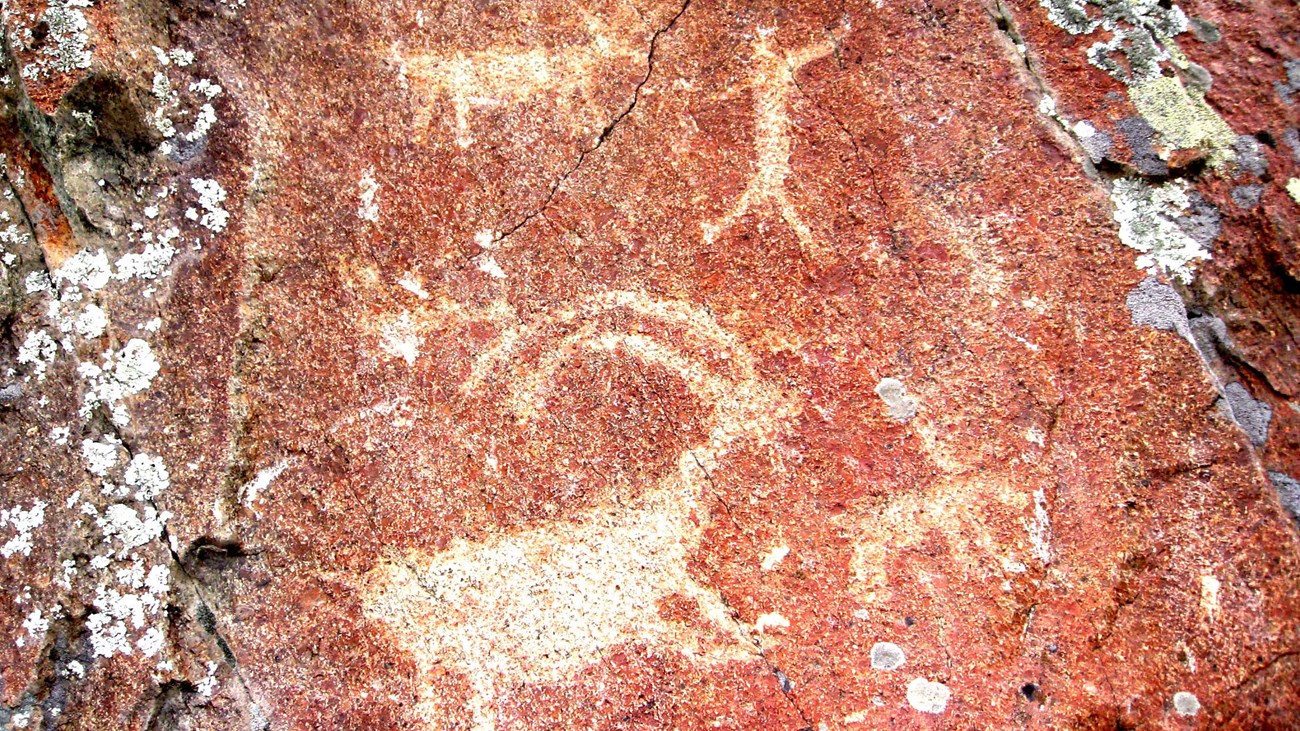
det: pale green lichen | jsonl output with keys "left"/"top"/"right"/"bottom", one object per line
{"left": 1128, "top": 75, "right": 1237, "bottom": 167}
{"left": 1287, "top": 178, "right": 1300, "bottom": 204}
{"left": 1038, "top": 0, "right": 1240, "bottom": 169}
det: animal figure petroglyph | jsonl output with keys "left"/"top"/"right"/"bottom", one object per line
{"left": 843, "top": 420, "right": 1053, "bottom": 607}
{"left": 398, "top": 35, "right": 642, "bottom": 147}
{"left": 363, "top": 291, "right": 797, "bottom": 731}
{"left": 700, "top": 31, "right": 836, "bottom": 261}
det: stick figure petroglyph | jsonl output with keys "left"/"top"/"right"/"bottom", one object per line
{"left": 700, "top": 31, "right": 836, "bottom": 261}
{"left": 363, "top": 290, "right": 798, "bottom": 731}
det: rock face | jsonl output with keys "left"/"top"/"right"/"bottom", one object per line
{"left": 1, "top": 0, "right": 1299, "bottom": 729}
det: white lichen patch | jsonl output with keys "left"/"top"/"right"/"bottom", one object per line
{"left": 1, "top": 218, "right": 31, "bottom": 247}
{"left": 870, "top": 641, "right": 905, "bottom": 670}
{"left": 197, "top": 660, "right": 219, "bottom": 698}
{"left": 190, "top": 78, "right": 222, "bottom": 98}
{"left": 24, "top": 272, "right": 52, "bottom": 294}
{"left": 17, "top": 329, "right": 58, "bottom": 381}
{"left": 81, "top": 436, "right": 121, "bottom": 477}
{"left": 190, "top": 178, "right": 229, "bottom": 232}
{"left": 1288, "top": 178, "right": 1300, "bottom": 205}
{"left": 1110, "top": 178, "right": 1209, "bottom": 283}
{"left": 137, "top": 626, "right": 165, "bottom": 657}
{"left": 168, "top": 47, "right": 195, "bottom": 66}
{"left": 18, "top": 607, "right": 50, "bottom": 648}
{"left": 124, "top": 454, "right": 170, "bottom": 501}
{"left": 26, "top": 1, "right": 96, "bottom": 78}
{"left": 906, "top": 677, "right": 951, "bottom": 714}
{"left": 184, "top": 103, "right": 217, "bottom": 142}
{"left": 145, "top": 564, "right": 170, "bottom": 595}
{"left": 70, "top": 107, "right": 94, "bottom": 128}
{"left": 74, "top": 304, "right": 109, "bottom": 339}
{"left": 113, "top": 241, "right": 177, "bottom": 281}
{"left": 151, "top": 71, "right": 173, "bottom": 101}
{"left": 97, "top": 504, "right": 169, "bottom": 557}
{"left": 86, "top": 580, "right": 167, "bottom": 658}
{"left": 79, "top": 339, "right": 161, "bottom": 426}
{"left": 358, "top": 168, "right": 380, "bottom": 222}
{"left": 1, "top": 501, "right": 47, "bottom": 559}
{"left": 153, "top": 109, "right": 176, "bottom": 141}
{"left": 55, "top": 249, "right": 113, "bottom": 290}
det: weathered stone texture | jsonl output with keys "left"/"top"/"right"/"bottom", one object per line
{"left": 1, "top": 0, "right": 1299, "bottom": 729}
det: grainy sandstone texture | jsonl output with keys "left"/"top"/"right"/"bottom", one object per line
{"left": 1, "top": 0, "right": 1299, "bottom": 729}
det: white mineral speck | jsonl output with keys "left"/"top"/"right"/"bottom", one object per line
{"left": 906, "top": 677, "right": 951, "bottom": 714}
{"left": 1173, "top": 691, "right": 1200, "bottom": 716}
{"left": 870, "top": 642, "right": 905, "bottom": 670}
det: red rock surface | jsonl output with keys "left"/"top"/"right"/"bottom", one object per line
{"left": 1, "top": 0, "right": 1299, "bottom": 729}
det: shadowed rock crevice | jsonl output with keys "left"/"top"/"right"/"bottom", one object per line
{"left": 159, "top": 524, "right": 270, "bottom": 728}
{"left": 1, "top": 36, "right": 153, "bottom": 249}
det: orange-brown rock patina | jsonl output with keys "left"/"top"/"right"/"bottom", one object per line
{"left": 1, "top": 0, "right": 1299, "bottom": 729}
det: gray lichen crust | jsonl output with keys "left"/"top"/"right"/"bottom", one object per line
{"left": 1125, "top": 276, "right": 1189, "bottom": 336}
{"left": 1267, "top": 472, "right": 1300, "bottom": 523}
{"left": 1222, "top": 382, "right": 1272, "bottom": 447}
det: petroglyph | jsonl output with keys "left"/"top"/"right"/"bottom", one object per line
{"left": 700, "top": 31, "right": 835, "bottom": 260}
{"left": 844, "top": 473, "right": 1035, "bottom": 605}
{"left": 398, "top": 35, "right": 642, "bottom": 147}
{"left": 363, "top": 290, "right": 797, "bottom": 731}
